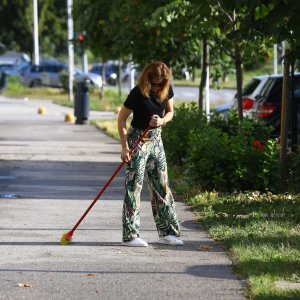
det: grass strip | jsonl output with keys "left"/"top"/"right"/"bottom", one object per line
{"left": 186, "top": 191, "right": 300, "bottom": 299}
{"left": 3, "top": 76, "right": 127, "bottom": 112}
{"left": 92, "top": 119, "right": 119, "bottom": 140}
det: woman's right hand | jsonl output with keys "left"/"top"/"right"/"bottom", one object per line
{"left": 121, "top": 147, "right": 131, "bottom": 162}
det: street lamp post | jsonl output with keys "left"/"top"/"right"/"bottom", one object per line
{"left": 67, "top": 0, "right": 74, "bottom": 101}
{"left": 33, "top": 0, "right": 39, "bottom": 65}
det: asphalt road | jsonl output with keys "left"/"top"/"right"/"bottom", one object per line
{"left": 118, "top": 83, "right": 235, "bottom": 105}
{"left": 0, "top": 95, "right": 245, "bottom": 300}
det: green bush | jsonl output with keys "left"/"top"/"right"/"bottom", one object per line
{"left": 287, "top": 146, "right": 300, "bottom": 192}
{"left": 162, "top": 102, "right": 206, "bottom": 165}
{"left": 163, "top": 104, "right": 280, "bottom": 192}
{"left": 187, "top": 119, "right": 280, "bottom": 192}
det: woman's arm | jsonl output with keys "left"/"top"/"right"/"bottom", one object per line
{"left": 150, "top": 97, "right": 174, "bottom": 127}
{"left": 118, "top": 105, "right": 133, "bottom": 162}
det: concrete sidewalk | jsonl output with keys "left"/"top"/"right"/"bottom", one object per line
{"left": 0, "top": 96, "right": 246, "bottom": 300}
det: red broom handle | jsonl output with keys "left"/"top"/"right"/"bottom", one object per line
{"left": 69, "top": 125, "right": 152, "bottom": 234}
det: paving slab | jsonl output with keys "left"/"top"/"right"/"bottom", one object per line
{"left": 0, "top": 96, "right": 246, "bottom": 300}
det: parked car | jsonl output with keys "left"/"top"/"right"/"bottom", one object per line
{"left": 122, "top": 63, "right": 140, "bottom": 82}
{"left": 90, "top": 61, "right": 139, "bottom": 85}
{"left": 20, "top": 60, "right": 102, "bottom": 89}
{"left": 90, "top": 62, "right": 118, "bottom": 85}
{"left": 254, "top": 73, "right": 300, "bottom": 136}
{"left": 232, "top": 73, "right": 300, "bottom": 136}
{"left": 231, "top": 75, "right": 269, "bottom": 118}
{"left": 0, "top": 51, "right": 31, "bottom": 77}
{"left": 212, "top": 103, "right": 232, "bottom": 119}
{"left": 73, "top": 68, "right": 102, "bottom": 89}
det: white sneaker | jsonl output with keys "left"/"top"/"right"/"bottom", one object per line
{"left": 123, "top": 238, "right": 148, "bottom": 247}
{"left": 157, "top": 235, "right": 184, "bottom": 246}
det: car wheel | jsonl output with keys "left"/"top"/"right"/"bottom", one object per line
{"left": 30, "top": 79, "right": 42, "bottom": 88}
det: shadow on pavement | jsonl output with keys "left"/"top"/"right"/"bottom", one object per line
{"left": 0, "top": 263, "right": 238, "bottom": 280}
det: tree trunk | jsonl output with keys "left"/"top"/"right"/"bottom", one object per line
{"left": 279, "top": 49, "right": 291, "bottom": 190}
{"left": 199, "top": 38, "right": 208, "bottom": 112}
{"left": 192, "top": 67, "right": 196, "bottom": 81}
{"left": 234, "top": 39, "right": 243, "bottom": 120}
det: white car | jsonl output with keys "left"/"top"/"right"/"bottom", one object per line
{"left": 232, "top": 75, "right": 269, "bottom": 118}
{"left": 74, "top": 68, "right": 102, "bottom": 89}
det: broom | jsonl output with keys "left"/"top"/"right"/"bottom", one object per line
{"left": 60, "top": 125, "right": 152, "bottom": 245}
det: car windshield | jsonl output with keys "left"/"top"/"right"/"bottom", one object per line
{"left": 242, "top": 78, "right": 261, "bottom": 96}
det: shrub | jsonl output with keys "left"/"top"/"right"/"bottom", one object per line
{"left": 287, "top": 146, "right": 300, "bottom": 192}
{"left": 187, "top": 122, "right": 280, "bottom": 192}
{"left": 162, "top": 102, "right": 206, "bottom": 165}
{"left": 163, "top": 103, "right": 280, "bottom": 192}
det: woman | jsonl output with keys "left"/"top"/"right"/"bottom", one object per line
{"left": 118, "top": 61, "right": 183, "bottom": 247}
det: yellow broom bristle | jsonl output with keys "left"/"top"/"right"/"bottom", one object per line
{"left": 60, "top": 233, "right": 72, "bottom": 245}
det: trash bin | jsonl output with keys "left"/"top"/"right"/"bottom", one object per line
{"left": 74, "top": 79, "right": 90, "bottom": 124}
{"left": 0, "top": 72, "right": 7, "bottom": 94}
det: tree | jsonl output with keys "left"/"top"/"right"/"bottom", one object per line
{"left": 0, "top": 0, "right": 32, "bottom": 55}
{"left": 0, "top": 0, "right": 67, "bottom": 59}
{"left": 73, "top": 0, "right": 116, "bottom": 61}
{"left": 74, "top": 0, "right": 202, "bottom": 97}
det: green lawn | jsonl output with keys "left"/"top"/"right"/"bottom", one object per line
{"left": 187, "top": 192, "right": 300, "bottom": 300}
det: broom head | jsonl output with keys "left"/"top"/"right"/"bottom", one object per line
{"left": 60, "top": 231, "right": 73, "bottom": 245}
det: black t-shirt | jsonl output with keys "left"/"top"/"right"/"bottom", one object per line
{"left": 123, "top": 85, "right": 174, "bottom": 129}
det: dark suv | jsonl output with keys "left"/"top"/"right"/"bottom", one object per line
{"left": 232, "top": 73, "right": 300, "bottom": 137}
{"left": 253, "top": 73, "right": 300, "bottom": 137}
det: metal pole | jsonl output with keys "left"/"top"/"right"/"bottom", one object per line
{"left": 82, "top": 51, "right": 88, "bottom": 73}
{"left": 273, "top": 44, "right": 278, "bottom": 75}
{"left": 33, "top": 0, "right": 39, "bottom": 65}
{"left": 205, "top": 45, "right": 210, "bottom": 117}
{"left": 67, "top": 0, "right": 74, "bottom": 101}
{"left": 205, "top": 64, "right": 210, "bottom": 117}
{"left": 129, "top": 56, "right": 135, "bottom": 90}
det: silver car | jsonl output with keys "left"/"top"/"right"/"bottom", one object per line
{"left": 20, "top": 62, "right": 102, "bottom": 89}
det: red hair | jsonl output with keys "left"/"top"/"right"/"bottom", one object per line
{"left": 138, "top": 61, "right": 171, "bottom": 102}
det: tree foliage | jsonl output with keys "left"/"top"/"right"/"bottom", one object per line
{"left": 0, "top": 0, "right": 67, "bottom": 58}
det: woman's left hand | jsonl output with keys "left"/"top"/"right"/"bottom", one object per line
{"left": 150, "top": 115, "right": 164, "bottom": 127}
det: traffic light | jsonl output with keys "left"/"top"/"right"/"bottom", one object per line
{"left": 77, "top": 34, "right": 85, "bottom": 55}
{"left": 70, "top": 33, "right": 86, "bottom": 55}
{"left": 78, "top": 34, "right": 84, "bottom": 43}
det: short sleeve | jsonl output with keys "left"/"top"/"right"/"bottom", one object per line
{"left": 123, "top": 90, "right": 135, "bottom": 110}
{"left": 167, "top": 85, "right": 174, "bottom": 100}
{"left": 124, "top": 86, "right": 140, "bottom": 110}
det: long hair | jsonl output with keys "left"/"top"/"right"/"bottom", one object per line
{"left": 138, "top": 61, "right": 171, "bottom": 102}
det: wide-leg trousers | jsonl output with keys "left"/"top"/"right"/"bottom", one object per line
{"left": 122, "top": 126, "right": 181, "bottom": 242}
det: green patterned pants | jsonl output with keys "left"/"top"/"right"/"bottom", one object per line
{"left": 122, "top": 126, "right": 181, "bottom": 242}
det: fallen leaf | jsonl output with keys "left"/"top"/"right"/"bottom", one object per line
{"left": 198, "top": 245, "right": 212, "bottom": 251}
{"left": 18, "top": 283, "right": 33, "bottom": 288}
{"left": 82, "top": 274, "right": 96, "bottom": 277}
